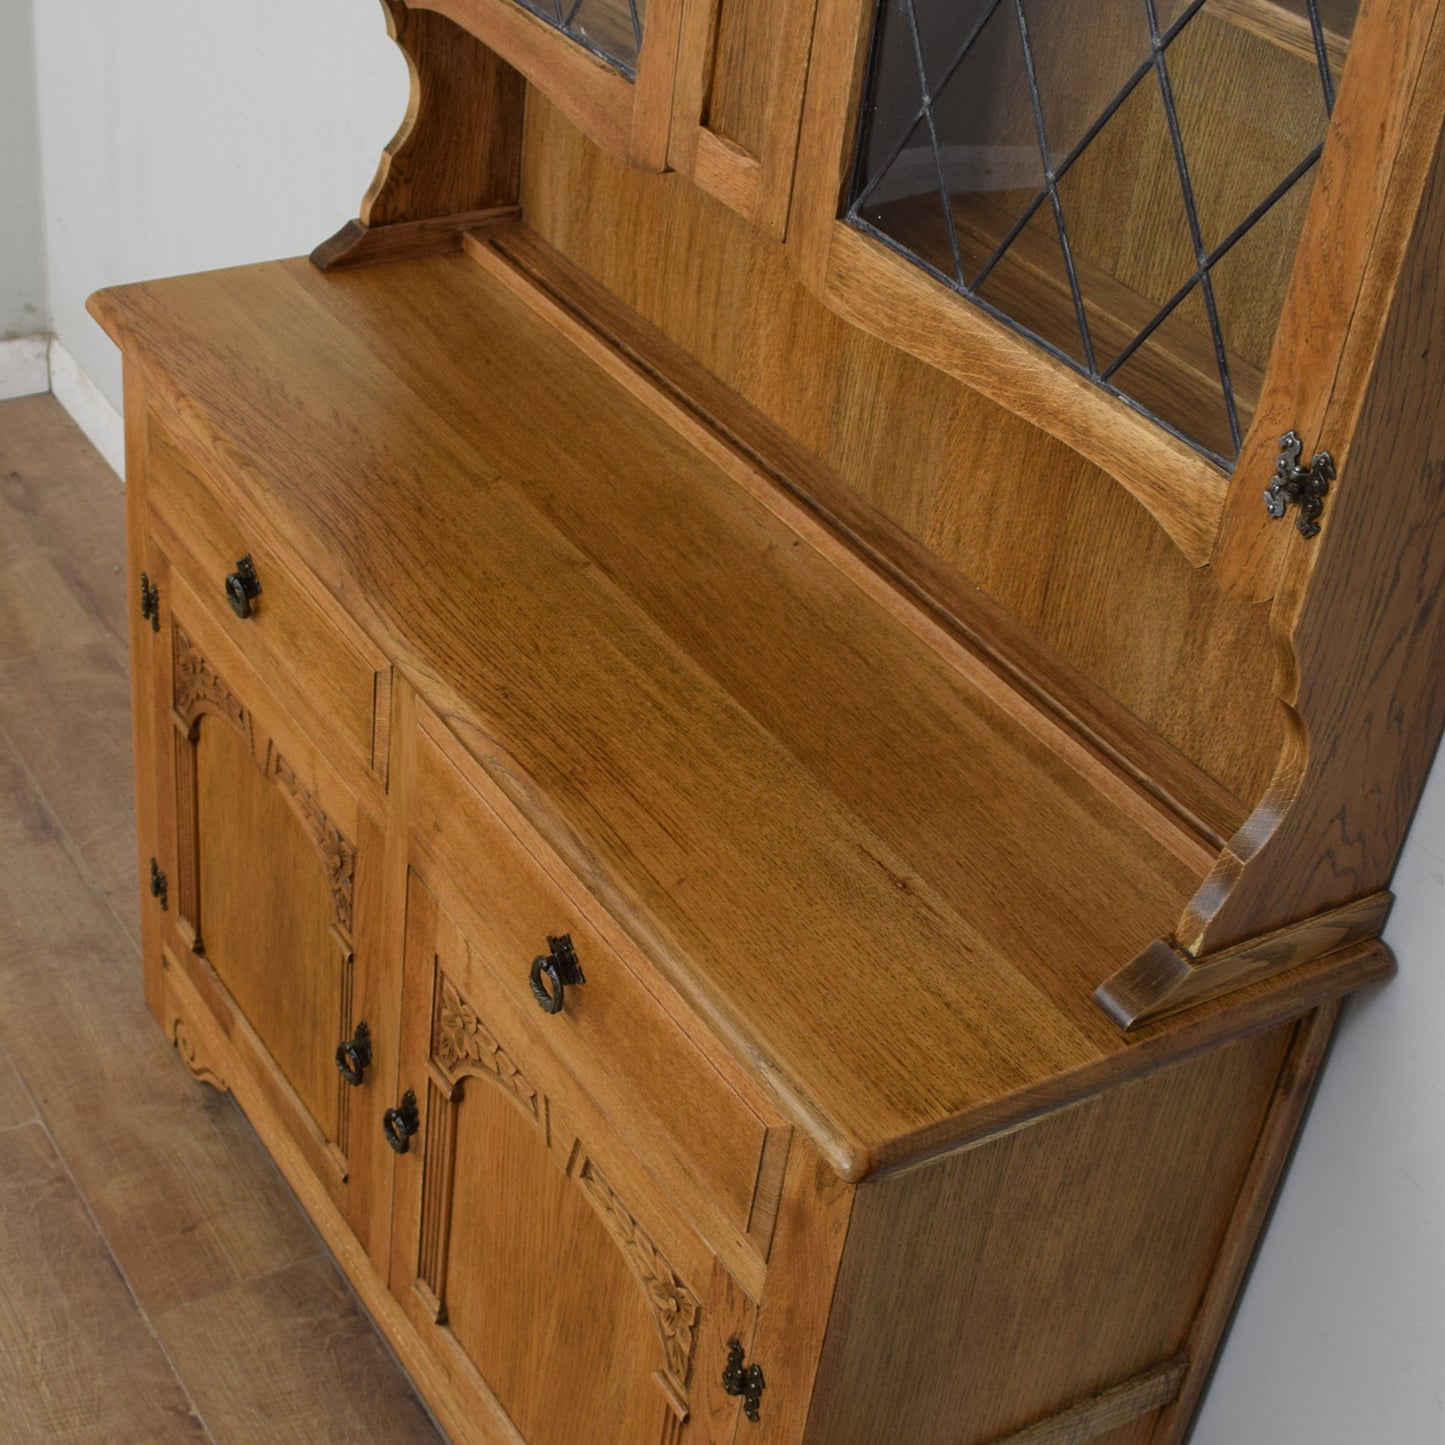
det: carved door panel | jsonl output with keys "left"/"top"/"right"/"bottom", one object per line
{"left": 146, "top": 552, "right": 370, "bottom": 1211}
{"left": 394, "top": 870, "right": 757, "bottom": 1445}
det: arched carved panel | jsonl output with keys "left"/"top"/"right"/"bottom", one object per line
{"left": 568, "top": 1146, "right": 702, "bottom": 1409}
{"left": 432, "top": 972, "right": 539, "bottom": 1120}
{"left": 170, "top": 628, "right": 357, "bottom": 938}
{"left": 265, "top": 745, "right": 357, "bottom": 935}
{"left": 418, "top": 970, "right": 545, "bottom": 1319}
{"left": 173, "top": 625, "right": 247, "bottom": 735}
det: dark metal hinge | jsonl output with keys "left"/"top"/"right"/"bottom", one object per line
{"left": 722, "top": 1339, "right": 765, "bottom": 1423}
{"left": 148, "top": 857, "right": 168, "bottom": 911}
{"left": 139, "top": 572, "right": 160, "bottom": 631}
{"left": 1264, "top": 431, "right": 1335, "bottom": 539}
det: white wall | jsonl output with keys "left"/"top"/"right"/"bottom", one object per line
{"left": 1, "top": 0, "right": 48, "bottom": 339}
{"left": 17, "top": 6, "right": 1445, "bottom": 1441}
{"left": 1192, "top": 770, "right": 1445, "bottom": 1445}
{"left": 30, "top": 0, "right": 405, "bottom": 413}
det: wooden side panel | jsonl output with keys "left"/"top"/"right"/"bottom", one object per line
{"left": 124, "top": 362, "right": 165, "bottom": 1021}
{"left": 1179, "top": 88, "right": 1445, "bottom": 954}
{"left": 519, "top": 96, "right": 1282, "bottom": 810}
{"left": 313, "top": 0, "right": 526, "bottom": 269}
{"left": 804, "top": 1023, "right": 1295, "bottom": 1445}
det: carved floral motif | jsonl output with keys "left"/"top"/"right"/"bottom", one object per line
{"left": 432, "top": 976, "right": 539, "bottom": 1121}
{"left": 267, "top": 748, "right": 356, "bottom": 933}
{"left": 173, "top": 626, "right": 246, "bottom": 733}
{"left": 574, "top": 1154, "right": 701, "bottom": 1391}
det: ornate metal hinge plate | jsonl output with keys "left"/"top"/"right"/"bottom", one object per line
{"left": 148, "top": 857, "right": 168, "bottom": 911}
{"left": 1263, "top": 431, "right": 1334, "bottom": 538}
{"left": 139, "top": 571, "right": 160, "bottom": 631}
{"left": 722, "top": 1339, "right": 765, "bottom": 1422}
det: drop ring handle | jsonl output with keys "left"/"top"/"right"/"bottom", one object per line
{"left": 527, "top": 934, "right": 584, "bottom": 1016}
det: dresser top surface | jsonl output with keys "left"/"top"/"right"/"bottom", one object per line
{"left": 92, "top": 245, "right": 1375, "bottom": 1174}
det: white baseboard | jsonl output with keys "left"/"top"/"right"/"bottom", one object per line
{"left": 0, "top": 335, "right": 51, "bottom": 402}
{"left": 48, "top": 337, "right": 125, "bottom": 481}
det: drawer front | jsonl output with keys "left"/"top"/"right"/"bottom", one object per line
{"left": 145, "top": 417, "right": 381, "bottom": 776}
{"left": 411, "top": 718, "right": 785, "bottom": 1266}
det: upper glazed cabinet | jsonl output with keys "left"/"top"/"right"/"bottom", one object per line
{"left": 792, "top": 0, "right": 1442, "bottom": 574}
{"left": 405, "top": 0, "right": 816, "bottom": 232}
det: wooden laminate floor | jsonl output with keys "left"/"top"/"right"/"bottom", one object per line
{"left": 0, "top": 393, "right": 444, "bottom": 1444}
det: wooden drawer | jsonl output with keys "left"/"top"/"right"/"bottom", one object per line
{"left": 144, "top": 415, "right": 383, "bottom": 778}
{"left": 410, "top": 713, "right": 787, "bottom": 1272}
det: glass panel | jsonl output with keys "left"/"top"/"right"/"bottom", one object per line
{"left": 1166, "top": 5, "right": 1332, "bottom": 254}
{"left": 1052, "top": 67, "right": 1202, "bottom": 373}
{"left": 846, "top": 0, "right": 1360, "bottom": 466}
{"left": 513, "top": 0, "right": 645, "bottom": 77}
{"left": 974, "top": 203, "right": 1091, "bottom": 365}
{"left": 856, "top": 113, "right": 965, "bottom": 284}
{"left": 1107, "top": 293, "right": 1238, "bottom": 462}
{"left": 1026, "top": 0, "right": 1152, "bottom": 162}
{"left": 852, "top": 0, "right": 930, "bottom": 209}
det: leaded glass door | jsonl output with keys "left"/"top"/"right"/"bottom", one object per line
{"left": 845, "top": 0, "right": 1357, "bottom": 467}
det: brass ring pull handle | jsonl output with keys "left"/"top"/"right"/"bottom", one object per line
{"left": 382, "top": 1089, "right": 419, "bottom": 1154}
{"left": 335, "top": 1020, "right": 372, "bottom": 1086}
{"left": 527, "top": 934, "right": 585, "bottom": 1015}
{"left": 224, "top": 555, "right": 262, "bottom": 619}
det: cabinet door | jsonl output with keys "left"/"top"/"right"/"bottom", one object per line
{"left": 143, "top": 545, "right": 372, "bottom": 1213}
{"left": 790, "top": 0, "right": 1398, "bottom": 562}
{"left": 391, "top": 870, "right": 755, "bottom": 1445}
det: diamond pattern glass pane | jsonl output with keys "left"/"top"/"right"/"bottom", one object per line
{"left": 513, "top": 0, "right": 645, "bottom": 77}
{"left": 973, "top": 204, "right": 1091, "bottom": 365}
{"left": 1052, "top": 68, "right": 1202, "bottom": 373}
{"left": 845, "top": 0, "right": 1360, "bottom": 467}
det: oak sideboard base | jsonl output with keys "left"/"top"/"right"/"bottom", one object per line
{"left": 92, "top": 7, "right": 1445, "bottom": 1422}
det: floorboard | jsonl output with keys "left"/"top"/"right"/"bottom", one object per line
{"left": 156, "top": 1255, "right": 442, "bottom": 1444}
{"left": 0, "top": 1044, "right": 37, "bottom": 1132}
{"left": 0, "top": 393, "right": 443, "bottom": 1442}
{"left": 0, "top": 1124, "right": 204, "bottom": 1442}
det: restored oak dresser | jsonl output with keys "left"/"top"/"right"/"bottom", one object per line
{"left": 91, "top": 0, "right": 1445, "bottom": 1440}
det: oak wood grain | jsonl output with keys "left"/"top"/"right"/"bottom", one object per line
{"left": 314, "top": 205, "right": 521, "bottom": 270}
{"left": 396, "top": 870, "right": 754, "bottom": 1442}
{"left": 805, "top": 1024, "right": 1294, "bottom": 1445}
{"left": 88, "top": 250, "right": 1402, "bottom": 1178}
{"left": 993, "top": 1358, "right": 1187, "bottom": 1445}
{"left": 411, "top": 714, "right": 781, "bottom": 1260}
{"left": 744, "top": 1139, "right": 853, "bottom": 1445}
{"left": 1215, "top": 0, "right": 1444, "bottom": 597}
{"left": 1147, "top": 1004, "right": 1340, "bottom": 1445}
{"left": 1181, "top": 87, "right": 1445, "bottom": 954}
{"left": 519, "top": 97, "right": 1285, "bottom": 808}
{"left": 1099, "top": 890, "right": 1393, "bottom": 1028}
{"left": 146, "top": 415, "right": 383, "bottom": 776}
{"left": 0, "top": 1045, "right": 35, "bottom": 1132}
{"left": 669, "top": 0, "right": 818, "bottom": 235}
{"left": 414, "top": 0, "right": 668, "bottom": 168}
{"left": 474, "top": 221, "right": 1250, "bottom": 849}
{"left": 311, "top": 0, "right": 525, "bottom": 270}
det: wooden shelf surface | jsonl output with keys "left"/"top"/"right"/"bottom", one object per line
{"left": 90, "top": 244, "right": 1387, "bottom": 1175}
